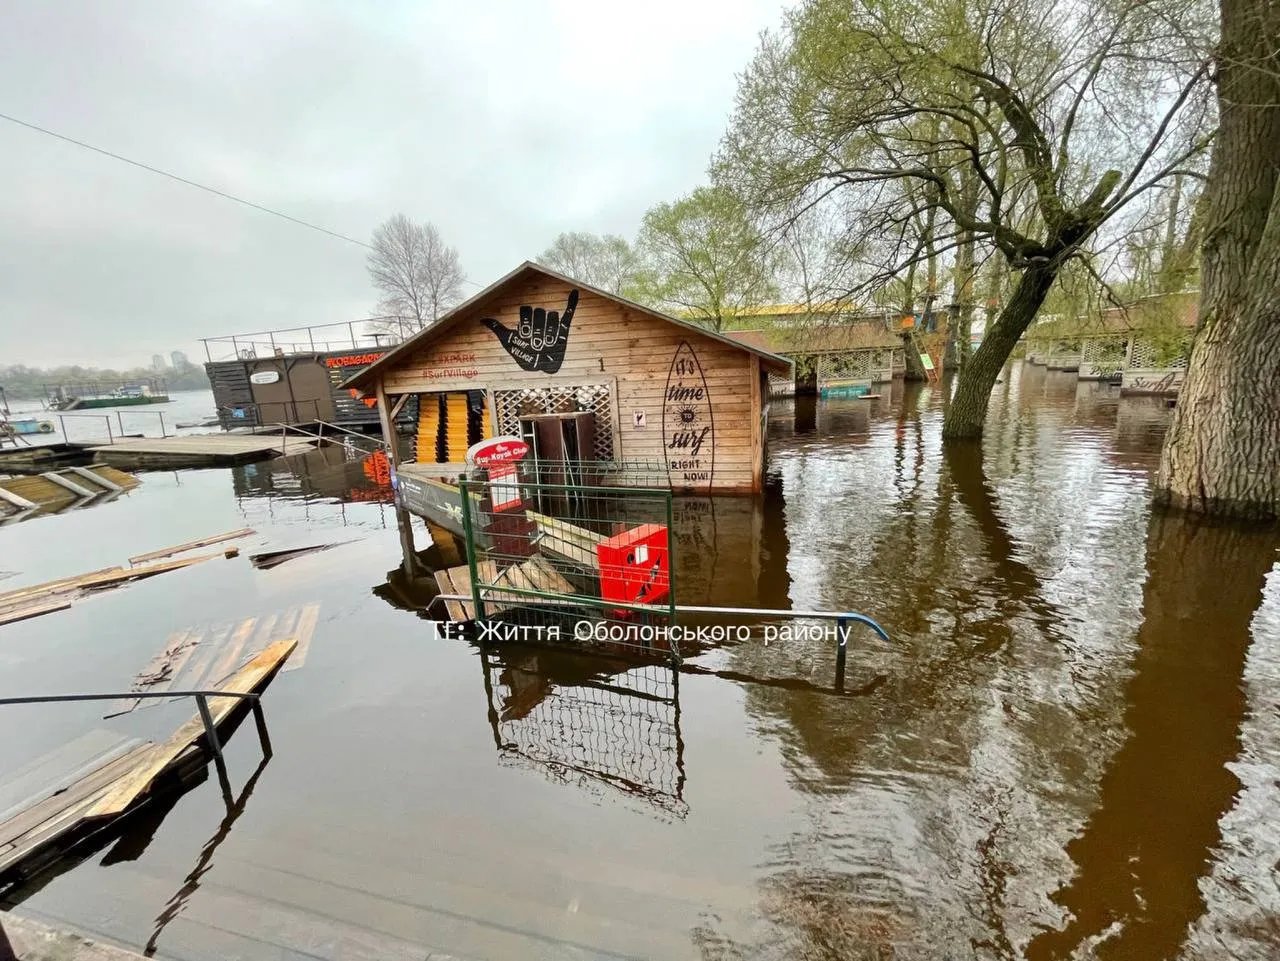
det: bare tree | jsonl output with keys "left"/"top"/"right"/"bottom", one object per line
{"left": 367, "top": 214, "right": 466, "bottom": 334}
{"left": 537, "top": 231, "right": 642, "bottom": 295}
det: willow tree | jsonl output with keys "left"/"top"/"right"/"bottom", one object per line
{"left": 717, "top": 0, "right": 1214, "bottom": 439}
{"left": 1155, "top": 0, "right": 1280, "bottom": 520}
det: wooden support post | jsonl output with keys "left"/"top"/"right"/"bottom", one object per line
{"left": 374, "top": 379, "right": 401, "bottom": 470}
{"left": 750, "top": 356, "right": 764, "bottom": 494}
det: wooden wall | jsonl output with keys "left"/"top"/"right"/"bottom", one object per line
{"left": 378, "top": 273, "right": 768, "bottom": 493}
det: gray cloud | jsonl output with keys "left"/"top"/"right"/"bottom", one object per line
{"left": 0, "top": 0, "right": 786, "bottom": 367}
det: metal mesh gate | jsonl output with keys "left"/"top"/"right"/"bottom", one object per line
{"left": 459, "top": 465, "right": 678, "bottom": 659}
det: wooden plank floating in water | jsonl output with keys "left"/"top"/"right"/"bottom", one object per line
{"left": 110, "top": 605, "right": 322, "bottom": 718}
{"left": 88, "top": 434, "right": 316, "bottom": 469}
{"left": 283, "top": 604, "right": 321, "bottom": 672}
{"left": 0, "top": 596, "right": 74, "bottom": 627}
{"left": 0, "top": 553, "right": 230, "bottom": 630}
{"left": 128, "top": 527, "right": 255, "bottom": 565}
{"left": 103, "top": 629, "right": 195, "bottom": 718}
{"left": 249, "top": 542, "right": 349, "bottom": 570}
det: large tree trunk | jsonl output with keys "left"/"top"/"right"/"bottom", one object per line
{"left": 943, "top": 262, "right": 1057, "bottom": 439}
{"left": 950, "top": 228, "right": 976, "bottom": 370}
{"left": 1154, "top": 0, "right": 1280, "bottom": 521}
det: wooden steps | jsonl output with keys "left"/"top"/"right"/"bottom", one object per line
{"left": 0, "top": 466, "right": 140, "bottom": 517}
{"left": 432, "top": 556, "right": 577, "bottom": 622}
{"left": 0, "top": 640, "right": 296, "bottom": 884}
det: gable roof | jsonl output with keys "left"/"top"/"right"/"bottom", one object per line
{"left": 342, "top": 261, "right": 792, "bottom": 391}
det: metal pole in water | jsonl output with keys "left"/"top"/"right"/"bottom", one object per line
{"left": 117, "top": 410, "right": 124, "bottom": 435}
{"left": 252, "top": 700, "right": 273, "bottom": 758}
{"left": 105, "top": 416, "right": 113, "bottom": 445}
{"left": 196, "top": 694, "right": 234, "bottom": 807}
{"left": 158, "top": 411, "right": 167, "bottom": 438}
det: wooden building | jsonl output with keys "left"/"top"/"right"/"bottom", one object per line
{"left": 726, "top": 324, "right": 905, "bottom": 397}
{"left": 343, "top": 262, "right": 791, "bottom": 496}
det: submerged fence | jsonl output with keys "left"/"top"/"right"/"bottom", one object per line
{"left": 457, "top": 463, "right": 678, "bottom": 659}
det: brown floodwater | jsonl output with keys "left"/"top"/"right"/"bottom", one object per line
{"left": 1, "top": 361, "right": 1277, "bottom": 960}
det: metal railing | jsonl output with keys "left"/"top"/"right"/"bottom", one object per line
{"left": 55, "top": 413, "right": 113, "bottom": 444}
{"left": 671, "top": 605, "right": 889, "bottom": 690}
{"left": 271, "top": 419, "right": 388, "bottom": 454}
{"left": 200, "top": 318, "right": 410, "bottom": 363}
{"left": 113, "top": 408, "right": 168, "bottom": 438}
{"left": 0, "top": 689, "right": 271, "bottom": 807}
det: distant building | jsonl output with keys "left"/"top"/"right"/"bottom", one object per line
{"left": 170, "top": 350, "right": 189, "bottom": 369}
{"left": 151, "top": 354, "right": 167, "bottom": 371}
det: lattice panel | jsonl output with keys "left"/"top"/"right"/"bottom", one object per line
{"left": 1082, "top": 338, "right": 1127, "bottom": 364}
{"left": 818, "top": 351, "right": 871, "bottom": 381}
{"left": 493, "top": 383, "right": 615, "bottom": 460}
{"left": 1130, "top": 337, "right": 1190, "bottom": 370}
{"left": 768, "top": 372, "right": 793, "bottom": 398}
{"left": 817, "top": 349, "right": 896, "bottom": 384}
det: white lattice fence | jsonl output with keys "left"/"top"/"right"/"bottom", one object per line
{"left": 817, "top": 349, "right": 894, "bottom": 384}
{"left": 492, "top": 383, "right": 616, "bottom": 460}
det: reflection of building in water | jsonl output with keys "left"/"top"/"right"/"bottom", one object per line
{"left": 231, "top": 444, "right": 397, "bottom": 525}
{"left": 480, "top": 646, "right": 687, "bottom": 819}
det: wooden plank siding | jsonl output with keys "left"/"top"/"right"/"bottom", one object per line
{"left": 375, "top": 273, "right": 773, "bottom": 494}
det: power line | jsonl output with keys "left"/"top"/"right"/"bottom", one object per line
{"left": 0, "top": 110, "right": 373, "bottom": 249}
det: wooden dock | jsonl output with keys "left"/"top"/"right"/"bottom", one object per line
{"left": 88, "top": 434, "right": 314, "bottom": 469}
{"left": 0, "top": 640, "right": 295, "bottom": 887}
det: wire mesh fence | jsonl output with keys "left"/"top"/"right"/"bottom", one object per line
{"left": 457, "top": 461, "right": 678, "bottom": 659}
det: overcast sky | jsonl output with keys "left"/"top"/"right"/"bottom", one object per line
{"left": 0, "top": 0, "right": 789, "bottom": 369}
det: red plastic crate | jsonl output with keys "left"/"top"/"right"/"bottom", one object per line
{"left": 597, "top": 524, "right": 670, "bottom": 615}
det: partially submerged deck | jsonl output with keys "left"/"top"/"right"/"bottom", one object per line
{"left": 0, "top": 640, "right": 295, "bottom": 887}
{"left": 88, "top": 434, "right": 314, "bottom": 469}
{"left": 0, "top": 466, "right": 140, "bottom": 521}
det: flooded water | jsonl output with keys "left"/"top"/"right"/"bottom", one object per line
{"left": 2, "top": 362, "right": 1277, "bottom": 960}
{"left": 7, "top": 388, "right": 219, "bottom": 445}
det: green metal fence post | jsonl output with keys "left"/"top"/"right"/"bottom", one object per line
{"left": 458, "top": 477, "right": 485, "bottom": 622}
